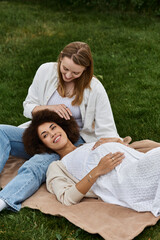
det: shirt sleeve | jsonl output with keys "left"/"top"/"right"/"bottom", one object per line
{"left": 46, "top": 162, "right": 85, "bottom": 206}
{"left": 23, "top": 63, "right": 56, "bottom": 119}
{"left": 95, "top": 81, "right": 120, "bottom": 138}
{"left": 91, "top": 79, "right": 120, "bottom": 139}
{"left": 23, "top": 64, "right": 45, "bottom": 118}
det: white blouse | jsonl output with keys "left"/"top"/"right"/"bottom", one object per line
{"left": 56, "top": 142, "right": 160, "bottom": 217}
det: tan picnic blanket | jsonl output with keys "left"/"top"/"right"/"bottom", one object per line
{"left": 0, "top": 156, "right": 160, "bottom": 240}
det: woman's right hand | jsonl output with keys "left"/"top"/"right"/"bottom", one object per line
{"left": 32, "top": 104, "right": 72, "bottom": 120}
{"left": 96, "top": 152, "right": 125, "bottom": 176}
{"left": 47, "top": 104, "right": 72, "bottom": 120}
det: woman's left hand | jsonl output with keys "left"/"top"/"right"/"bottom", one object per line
{"left": 92, "top": 137, "right": 124, "bottom": 150}
{"left": 92, "top": 136, "right": 132, "bottom": 150}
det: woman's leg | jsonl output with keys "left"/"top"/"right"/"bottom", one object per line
{"left": 0, "top": 136, "right": 85, "bottom": 211}
{"left": 0, "top": 125, "right": 30, "bottom": 173}
{"left": 0, "top": 152, "right": 59, "bottom": 211}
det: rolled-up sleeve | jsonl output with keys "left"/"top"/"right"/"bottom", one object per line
{"left": 46, "top": 162, "right": 85, "bottom": 206}
{"left": 80, "top": 78, "right": 120, "bottom": 142}
{"left": 23, "top": 62, "right": 58, "bottom": 119}
{"left": 94, "top": 81, "right": 120, "bottom": 138}
{"left": 23, "top": 64, "right": 45, "bottom": 118}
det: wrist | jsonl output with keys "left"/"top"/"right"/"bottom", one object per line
{"left": 89, "top": 167, "right": 101, "bottom": 181}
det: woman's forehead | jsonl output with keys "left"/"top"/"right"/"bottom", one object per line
{"left": 38, "top": 122, "right": 56, "bottom": 132}
{"left": 61, "top": 57, "right": 85, "bottom": 72}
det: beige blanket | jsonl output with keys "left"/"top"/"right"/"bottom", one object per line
{"left": 0, "top": 156, "right": 160, "bottom": 240}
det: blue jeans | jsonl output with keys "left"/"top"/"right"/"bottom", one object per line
{"left": 0, "top": 124, "right": 85, "bottom": 211}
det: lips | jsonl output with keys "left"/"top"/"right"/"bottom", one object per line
{"left": 53, "top": 135, "right": 61, "bottom": 143}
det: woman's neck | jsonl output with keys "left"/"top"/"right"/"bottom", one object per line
{"left": 57, "top": 82, "right": 75, "bottom": 98}
{"left": 57, "top": 141, "right": 77, "bottom": 159}
{"left": 64, "top": 82, "right": 75, "bottom": 97}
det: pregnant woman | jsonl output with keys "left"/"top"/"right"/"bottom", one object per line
{"left": 23, "top": 109, "right": 160, "bottom": 217}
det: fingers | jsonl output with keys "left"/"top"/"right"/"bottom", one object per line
{"left": 98, "top": 152, "right": 124, "bottom": 175}
{"left": 63, "top": 105, "right": 72, "bottom": 117}
{"left": 92, "top": 138, "right": 115, "bottom": 150}
{"left": 55, "top": 105, "right": 72, "bottom": 120}
{"left": 123, "top": 136, "right": 132, "bottom": 145}
{"left": 92, "top": 138, "right": 126, "bottom": 150}
{"left": 92, "top": 139, "right": 103, "bottom": 150}
{"left": 110, "top": 152, "right": 124, "bottom": 167}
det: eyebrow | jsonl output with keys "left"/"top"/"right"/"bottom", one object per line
{"left": 49, "top": 123, "right": 54, "bottom": 128}
{"left": 40, "top": 123, "right": 55, "bottom": 136}
{"left": 41, "top": 131, "right": 46, "bottom": 136}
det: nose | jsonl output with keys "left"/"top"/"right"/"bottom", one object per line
{"left": 49, "top": 132, "right": 55, "bottom": 138}
{"left": 66, "top": 71, "right": 72, "bottom": 78}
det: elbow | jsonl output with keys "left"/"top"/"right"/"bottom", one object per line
{"left": 58, "top": 197, "right": 75, "bottom": 206}
{"left": 57, "top": 195, "right": 79, "bottom": 206}
{"left": 63, "top": 201, "right": 73, "bottom": 206}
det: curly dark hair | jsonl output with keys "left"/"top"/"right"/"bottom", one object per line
{"left": 23, "top": 109, "right": 80, "bottom": 156}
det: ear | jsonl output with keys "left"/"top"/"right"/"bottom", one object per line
{"left": 59, "top": 53, "right": 64, "bottom": 62}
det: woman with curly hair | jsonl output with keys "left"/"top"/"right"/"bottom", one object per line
{"left": 23, "top": 109, "right": 160, "bottom": 217}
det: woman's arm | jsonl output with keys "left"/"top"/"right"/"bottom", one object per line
{"left": 46, "top": 161, "right": 88, "bottom": 206}
{"left": 32, "top": 104, "right": 72, "bottom": 120}
{"left": 129, "top": 140, "right": 160, "bottom": 153}
{"left": 23, "top": 63, "right": 72, "bottom": 120}
{"left": 76, "top": 152, "right": 124, "bottom": 194}
{"left": 47, "top": 152, "right": 124, "bottom": 205}
{"left": 23, "top": 63, "right": 55, "bottom": 119}
{"left": 93, "top": 79, "right": 120, "bottom": 138}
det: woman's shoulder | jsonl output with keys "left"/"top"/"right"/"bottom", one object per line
{"left": 90, "top": 76, "right": 105, "bottom": 90}
{"left": 35, "top": 62, "right": 58, "bottom": 82}
{"left": 83, "top": 76, "right": 106, "bottom": 98}
{"left": 47, "top": 160, "right": 65, "bottom": 176}
{"left": 48, "top": 160, "right": 62, "bottom": 170}
{"left": 38, "top": 62, "right": 58, "bottom": 72}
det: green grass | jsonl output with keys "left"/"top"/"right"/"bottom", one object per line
{"left": 0, "top": 208, "right": 102, "bottom": 240}
{"left": 0, "top": 0, "right": 160, "bottom": 239}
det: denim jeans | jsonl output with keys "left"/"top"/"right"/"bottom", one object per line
{"left": 0, "top": 124, "right": 85, "bottom": 211}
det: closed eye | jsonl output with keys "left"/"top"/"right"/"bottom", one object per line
{"left": 63, "top": 66, "right": 68, "bottom": 71}
{"left": 73, "top": 72, "right": 80, "bottom": 75}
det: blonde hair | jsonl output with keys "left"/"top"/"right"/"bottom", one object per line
{"left": 57, "top": 41, "right": 93, "bottom": 105}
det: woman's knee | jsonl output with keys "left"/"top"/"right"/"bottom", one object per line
{"left": 18, "top": 153, "right": 58, "bottom": 177}
{"left": 17, "top": 159, "right": 47, "bottom": 184}
{"left": 0, "top": 125, "right": 24, "bottom": 140}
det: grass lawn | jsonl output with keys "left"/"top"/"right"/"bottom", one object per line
{"left": 0, "top": 0, "right": 160, "bottom": 239}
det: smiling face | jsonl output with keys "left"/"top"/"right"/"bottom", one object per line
{"left": 60, "top": 57, "right": 86, "bottom": 82}
{"left": 37, "top": 122, "right": 68, "bottom": 152}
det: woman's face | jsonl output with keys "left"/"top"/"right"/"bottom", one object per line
{"left": 60, "top": 57, "right": 86, "bottom": 82}
{"left": 37, "top": 122, "right": 68, "bottom": 151}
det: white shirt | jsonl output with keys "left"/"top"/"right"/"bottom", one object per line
{"left": 47, "top": 143, "right": 160, "bottom": 217}
{"left": 20, "top": 62, "right": 120, "bottom": 142}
